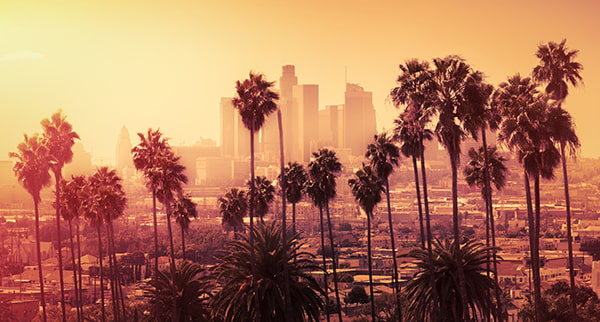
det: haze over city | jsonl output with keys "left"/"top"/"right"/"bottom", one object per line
{"left": 1, "top": 0, "right": 599, "bottom": 164}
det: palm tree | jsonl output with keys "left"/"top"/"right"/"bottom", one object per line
{"left": 41, "top": 111, "right": 79, "bottom": 322}
{"left": 9, "top": 134, "right": 52, "bottom": 322}
{"left": 348, "top": 165, "right": 385, "bottom": 322}
{"left": 403, "top": 238, "right": 502, "bottom": 321}
{"left": 210, "top": 221, "right": 324, "bottom": 322}
{"left": 88, "top": 167, "right": 127, "bottom": 321}
{"left": 146, "top": 261, "right": 211, "bottom": 321}
{"left": 57, "top": 177, "right": 87, "bottom": 322}
{"left": 282, "top": 162, "right": 307, "bottom": 235}
{"left": 365, "top": 132, "right": 403, "bottom": 320}
{"left": 172, "top": 195, "right": 197, "bottom": 261}
{"left": 132, "top": 128, "right": 169, "bottom": 272}
{"left": 463, "top": 145, "right": 508, "bottom": 316}
{"left": 431, "top": 56, "right": 477, "bottom": 319}
{"left": 218, "top": 188, "right": 248, "bottom": 236}
{"left": 247, "top": 176, "right": 275, "bottom": 223}
{"left": 495, "top": 78, "right": 561, "bottom": 322}
{"left": 307, "top": 148, "right": 343, "bottom": 322}
{"left": 533, "top": 39, "right": 583, "bottom": 318}
{"left": 232, "top": 72, "right": 279, "bottom": 321}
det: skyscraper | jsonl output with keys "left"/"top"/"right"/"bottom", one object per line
{"left": 343, "top": 83, "right": 376, "bottom": 156}
{"left": 220, "top": 97, "right": 250, "bottom": 159}
{"left": 115, "top": 126, "right": 133, "bottom": 176}
{"left": 292, "top": 84, "right": 319, "bottom": 162}
{"left": 279, "top": 65, "right": 298, "bottom": 163}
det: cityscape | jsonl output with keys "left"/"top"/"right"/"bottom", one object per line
{"left": 2, "top": 1, "right": 600, "bottom": 322}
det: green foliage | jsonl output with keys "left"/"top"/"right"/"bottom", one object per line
{"left": 210, "top": 221, "right": 324, "bottom": 322}
{"left": 146, "top": 261, "right": 211, "bottom": 322}
{"left": 519, "top": 281, "right": 600, "bottom": 321}
{"left": 580, "top": 237, "right": 600, "bottom": 260}
{"left": 346, "top": 286, "right": 369, "bottom": 304}
{"left": 403, "top": 238, "right": 502, "bottom": 321}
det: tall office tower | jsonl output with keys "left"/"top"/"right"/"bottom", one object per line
{"left": 292, "top": 84, "right": 319, "bottom": 162}
{"left": 319, "top": 105, "right": 343, "bottom": 148}
{"left": 343, "top": 83, "right": 377, "bottom": 156}
{"left": 220, "top": 97, "right": 250, "bottom": 159}
{"left": 279, "top": 65, "right": 299, "bottom": 162}
{"left": 115, "top": 126, "right": 133, "bottom": 176}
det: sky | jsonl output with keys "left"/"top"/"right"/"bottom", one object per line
{"left": 1, "top": 0, "right": 599, "bottom": 165}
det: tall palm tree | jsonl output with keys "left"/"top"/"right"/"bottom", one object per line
{"left": 232, "top": 72, "right": 279, "bottom": 321}
{"left": 247, "top": 176, "right": 275, "bottom": 223}
{"left": 307, "top": 148, "right": 343, "bottom": 322}
{"left": 155, "top": 150, "right": 188, "bottom": 269}
{"left": 282, "top": 162, "right": 307, "bottom": 235}
{"left": 88, "top": 167, "right": 127, "bottom": 321}
{"left": 172, "top": 195, "right": 197, "bottom": 261}
{"left": 495, "top": 78, "right": 560, "bottom": 322}
{"left": 463, "top": 145, "right": 508, "bottom": 316}
{"left": 146, "top": 261, "right": 211, "bottom": 322}
{"left": 391, "top": 58, "right": 438, "bottom": 319}
{"left": 431, "top": 56, "right": 476, "bottom": 319}
{"left": 9, "top": 134, "right": 52, "bottom": 322}
{"left": 348, "top": 165, "right": 385, "bottom": 322}
{"left": 403, "top": 238, "right": 502, "bottom": 321}
{"left": 57, "top": 177, "right": 86, "bottom": 322}
{"left": 210, "top": 221, "right": 324, "bottom": 322}
{"left": 132, "top": 128, "right": 169, "bottom": 272}
{"left": 533, "top": 39, "right": 583, "bottom": 319}
{"left": 219, "top": 188, "right": 248, "bottom": 237}
{"left": 41, "top": 111, "right": 79, "bottom": 322}
{"left": 365, "top": 132, "right": 403, "bottom": 320}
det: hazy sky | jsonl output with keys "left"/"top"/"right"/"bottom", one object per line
{"left": 2, "top": 0, "right": 599, "bottom": 164}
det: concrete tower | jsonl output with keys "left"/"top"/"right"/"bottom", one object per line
{"left": 343, "top": 83, "right": 376, "bottom": 156}
{"left": 116, "top": 126, "right": 133, "bottom": 176}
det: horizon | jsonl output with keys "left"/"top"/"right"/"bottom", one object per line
{"left": 2, "top": 0, "right": 599, "bottom": 165}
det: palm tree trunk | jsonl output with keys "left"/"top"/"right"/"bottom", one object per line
{"left": 68, "top": 220, "right": 81, "bottom": 322}
{"left": 325, "top": 201, "right": 343, "bottom": 322}
{"left": 560, "top": 143, "right": 577, "bottom": 318}
{"left": 524, "top": 171, "right": 542, "bottom": 322}
{"left": 180, "top": 224, "right": 186, "bottom": 261}
{"left": 366, "top": 211, "right": 376, "bottom": 322}
{"left": 450, "top": 154, "right": 469, "bottom": 321}
{"left": 412, "top": 155, "right": 425, "bottom": 248}
{"left": 152, "top": 188, "right": 159, "bottom": 273}
{"left": 76, "top": 219, "right": 84, "bottom": 311}
{"left": 34, "top": 199, "right": 48, "bottom": 322}
{"left": 54, "top": 171, "right": 67, "bottom": 322}
{"left": 106, "top": 224, "right": 120, "bottom": 322}
{"left": 385, "top": 179, "right": 402, "bottom": 321}
{"left": 97, "top": 225, "right": 106, "bottom": 322}
{"left": 277, "top": 108, "right": 292, "bottom": 322}
{"left": 318, "top": 205, "right": 331, "bottom": 322}
{"left": 249, "top": 127, "right": 261, "bottom": 322}
{"left": 165, "top": 204, "right": 179, "bottom": 322}
{"left": 533, "top": 173, "right": 543, "bottom": 322}
{"left": 292, "top": 202, "right": 297, "bottom": 235}
{"left": 420, "top": 136, "right": 439, "bottom": 319}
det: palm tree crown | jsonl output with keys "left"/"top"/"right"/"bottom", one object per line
{"left": 247, "top": 176, "right": 275, "bottom": 220}
{"left": 9, "top": 134, "right": 51, "bottom": 202}
{"left": 232, "top": 72, "right": 280, "bottom": 132}
{"left": 463, "top": 146, "right": 508, "bottom": 197}
{"left": 210, "top": 221, "right": 324, "bottom": 322}
{"left": 348, "top": 165, "right": 384, "bottom": 215}
{"left": 41, "top": 110, "right": 80, "bottom": 173}
{"left": 532, "top": 39, "right": 583, "bottom": 102}
{"left": 365, "top": 132, "right": 400, "bottom": 181}
{"left": 218, "top": 188, "right": 248, "bottom": 233}
{"left": 282, "top": 162, "right": 307, "bottom": 205}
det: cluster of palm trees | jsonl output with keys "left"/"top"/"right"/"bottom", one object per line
{"left": 387, "top": 39, "right": 582, "bottom": 321}
{"left": 10, "top": 112, "right": 129, "bottom": 322}
{"left": 10, "top": 39, "right": 582, "bottom": 321}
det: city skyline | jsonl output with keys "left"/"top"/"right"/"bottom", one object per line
{"left": 2, "top": 0, "right": 599, "bottom": 165}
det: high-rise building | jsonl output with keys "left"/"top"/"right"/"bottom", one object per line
{"left": 319, "top": 104, "right": 343, "bottom": 148}
{"left": 220, "top": 97, "right": 250, "bottom": 159}
{"left": 65, "top": 142, "right": 94, "bottom": 177}
{"left": 343, "top": 83, "right": 376, "bottom": 156}
{"left": 279, "top": 65, "right": 299, "bottom": 163}
{"left": 292, "top": 84, "right": 319, "bottom": 162}
{"left": 115, "top": 126, "right": 133, "bottom": 176}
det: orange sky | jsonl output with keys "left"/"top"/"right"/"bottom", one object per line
{"left": 1, "top": 0, "right": 599, "bottom": 164}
